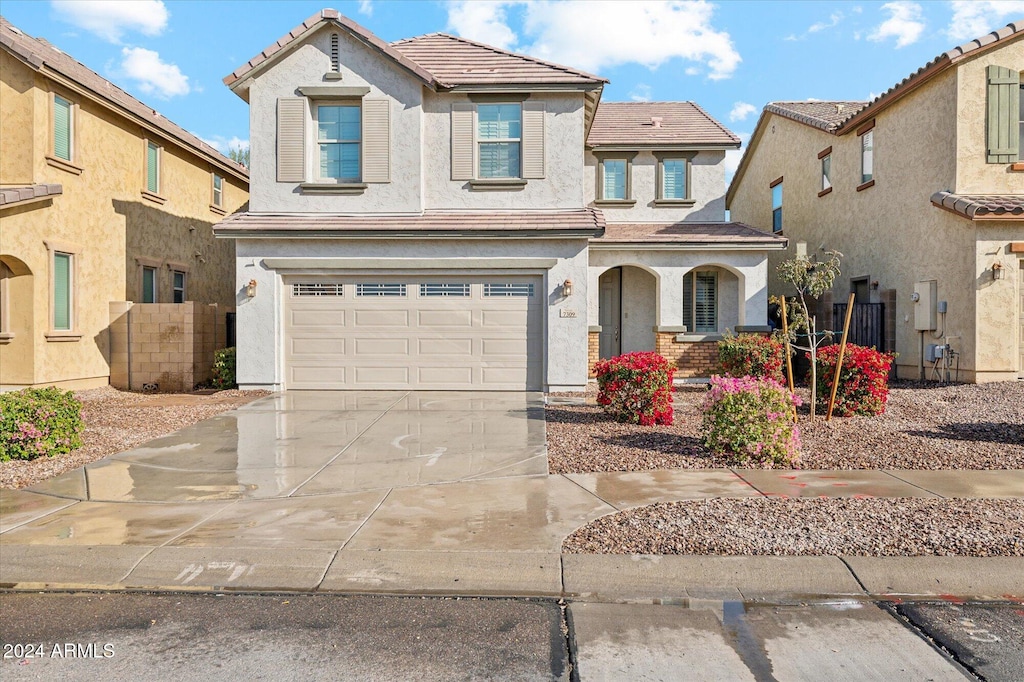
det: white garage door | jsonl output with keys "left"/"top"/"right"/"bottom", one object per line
{"left": 284, "top": 275, "right": 543, "bottom": 390}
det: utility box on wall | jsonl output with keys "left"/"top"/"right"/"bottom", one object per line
{"left": 913, "top": 280, "right": 937, "bottom": 331}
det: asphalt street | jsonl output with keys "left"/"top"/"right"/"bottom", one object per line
{"left": 2, "top": 592, "right": 1022, "bottom": 681}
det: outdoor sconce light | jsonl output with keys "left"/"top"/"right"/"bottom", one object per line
{"left": 562, "top": 279, "right": 574, "bottom": 297}
{"left": 992, "top": 261, "right": 1005, "bottom": 281}
{"left": 246, "top": 279, "right": 258, "bottom": 298}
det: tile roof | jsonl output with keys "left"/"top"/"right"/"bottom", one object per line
{"left": 0, "top": 184, "right": 62, "bottom": 207}
{"left": 214, "top": 209, "right": 606, "bottom": 237}
{"left": 391, "top": 33, "right": 605, "bottom": 87}
{"left": 592, "top": 222, "right": 787, "bottom": 246}
{"left": 763, "top": 101, "right": 869, "bottom": 133}
{"left": 587, "top": 102, "right": 740, "bottom": 147}
{"left": 931, "top": 192, "right": 1024, "bottom": 220}
{"left": 0, "top": 17, "right": 248, "bottom": 181}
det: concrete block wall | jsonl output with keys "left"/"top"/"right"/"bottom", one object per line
{"left": 108, "top": 302, "right": 230, "bottom": 392}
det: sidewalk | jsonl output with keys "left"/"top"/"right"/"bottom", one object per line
{"left": 3, "top": 467, "right": 1022, "bottom": 600}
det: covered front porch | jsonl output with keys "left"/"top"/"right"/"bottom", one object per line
{"left": 586, "top": 222, "right": 787, "bottom": 377}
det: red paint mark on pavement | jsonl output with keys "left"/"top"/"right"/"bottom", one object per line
{"left": 939, "top": 594, "right": 966, "bottom": 604}
{"left": 781, "top": 475, "right": 798, "bottom": 480}
{"left": 832, "top": 483, "right": 849, "bottom": 487}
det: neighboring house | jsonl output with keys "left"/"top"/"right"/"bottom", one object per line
{"left": 728, "top": 21, "right": 1024, "bottom": 383}
{"left": 0, "top": 17, "right": 249, "bottom": 390}
{"left": 216, "top": 9, "right": 783, "bottom": 392}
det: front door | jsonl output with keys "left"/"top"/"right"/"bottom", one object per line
{"left": 599, "top": 268, "right": 621, "bottom": 359}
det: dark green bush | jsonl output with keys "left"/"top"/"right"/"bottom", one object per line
{"left": 0, "top": 387, "right": 84, "bottom": 461}
{"left": 211, "top": 347, "right": 236, "bottom": 389}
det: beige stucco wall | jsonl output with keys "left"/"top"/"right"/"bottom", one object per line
{"left": 954, "top": 35, "right": 1024, "bottom": 194}
{"left": 0, "top": 50, "right": 35, "bottom": 185}
{"left": 728, "top": 59, "right": 1024, "bottom": 381}
{"left": 0, "top": 54, "right": 248, "bottom": 389}
{"left": 584, "top": 150, "right": 728, "bottom": 222}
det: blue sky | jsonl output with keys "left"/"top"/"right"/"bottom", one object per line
{"left": 4, "top": 1, "right": 1022, "bottom": 175}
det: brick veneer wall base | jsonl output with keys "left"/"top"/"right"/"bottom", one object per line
{"left": 656, "top": 334, "right": 720, "bottom": 378}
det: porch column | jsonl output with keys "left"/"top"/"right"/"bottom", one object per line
{"left": 654, "top": 267, "right": 685, "bottom": 328}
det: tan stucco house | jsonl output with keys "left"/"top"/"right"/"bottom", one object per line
{"left": 728, "top": 21, "right": 1024, "bottom": 383}
{"left": 0, "top": 17, "right": 249, "bottom": 390}
{"left": 216, "top": 9, "right": 784, "bottom": 392}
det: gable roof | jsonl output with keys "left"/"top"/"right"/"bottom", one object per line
{"left": 0, "top": 16, "right": 248, "bottom": 182}
{"left": 391, "top": 33, "right": 605, "bottom": 88}
{"left": 727, "top": 20, "right": 1024, "bottom": 206}
{"left": 587, "top": 102, "right": 740, "bottom": 148}
{"left": 224, "top": 9, "right": 605, "bottom": 94}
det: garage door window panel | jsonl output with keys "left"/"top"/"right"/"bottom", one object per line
{"left": 420, "top": 283, "right": 471, "bottom": 297}
{"left": 293, "top": 282, "right": 344, "bottom": 296}
{"left": 357, "top": 283, "right": 406, "bottom": 297}
{"left": 484, "top": 283, "right": 535, "bottom": 297}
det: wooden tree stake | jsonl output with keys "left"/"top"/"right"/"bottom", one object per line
{"left": 779, "top": 297, "right": 797, "bottom": 422}
{"left": 826, "top": 292, "right": 856, "bottom": 421}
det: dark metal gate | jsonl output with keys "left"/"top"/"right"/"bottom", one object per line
{"left": 833, "top": 302, "right": 885, "bottom": 351}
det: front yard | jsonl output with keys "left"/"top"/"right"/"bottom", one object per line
{"left": 0, "top": 386, "right": 268, "bottom": 489}
{"left": 547, "top": 380, "right": 1024, "bottom": 474}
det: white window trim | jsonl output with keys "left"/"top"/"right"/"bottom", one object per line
{"left": 475, "top": 102, "right": 523, "bottom": 180}
{"left": 313, "top": 102, "right": 362, "bottom": 184}
{"left": 44, "top": 239, "right": 82, "bottom": 341}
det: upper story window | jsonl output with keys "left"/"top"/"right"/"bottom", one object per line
{"left": 53, "top": 95, "right": 73, "bottom": 162}
{"left": 819, "top": 146, "right": 832, "bottom": 195}
{"left": 602, "top": 158, "right": 629, "bottom": 201}
{"left": 770, "top": 177, "right": 783, "bottom": 233}
{"left": 860, "top": 130, "right": 874, "bottom": 185}
{"left": 477, "top": 103, "right": 521, "bottom": 179}
{"left": 317, "top": 104, "right": 361, "bottom": 182}
{"left": 146, "top": 141, "right": 161, "bottom": 194}
{"left": 654, "top": 153, "right": 694, "bottom": 204}
{"left": 212, "top": 173, "right": 224, "bottom": 207}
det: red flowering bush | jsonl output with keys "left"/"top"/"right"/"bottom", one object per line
{"left": 594, "top": 352, "right": 675, "bottom": 426}
{"left": 809, "top": 344, "right": 895, "bottom": 416}
{"left": 718, "top": 333, "right": 786, "bottom": 382}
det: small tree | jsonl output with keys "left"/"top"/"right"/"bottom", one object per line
{"left": 228, "top": 145, "right": 250, "bottom": 168}
{"left": 776, "top": 250, "right": 842, "bottom": 418}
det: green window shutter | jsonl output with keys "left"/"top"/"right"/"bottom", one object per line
{"left": 53, "top": 96, "right": 72, "bottom": 161}
{"left": 53, "top": 253, "right": 71, "bottom": 330}
{"left": 146, "top": 143, "right": 159, "bottom": 193}
{"left": 987, "top": 65, "right": 1020, "bottom": 163}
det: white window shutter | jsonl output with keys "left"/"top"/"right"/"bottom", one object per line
{"left": 277, "top": 98, "right": 306, "bottom": 182}
{"left": 522, "top": 101, "right": 545, "bottom": 179}
{"left": 362, "top": 99, "right": 390, "bottom": 183}
{"left": 451, "top": 102, "right": 475, "bottom": 180}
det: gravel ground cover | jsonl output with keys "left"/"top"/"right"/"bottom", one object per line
{"left": 1, "top": 386, "right": 269, "bottom": 489}
{"left": 563, "top": 497, "right": 1024, "bottom": 556}
{"left": 547, "top": 380, "right": 1024, "bottom": 473}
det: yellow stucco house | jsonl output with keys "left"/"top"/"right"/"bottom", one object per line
{"left": 0, "top": 17, "right": 249, "bottom": 390}
{"left": 728, "top": 21, "right": 1024, "bottom": 383}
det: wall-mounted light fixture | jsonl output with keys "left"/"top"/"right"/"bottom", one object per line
{"left": 992, "top": 261, "right": 1005, "bottom": 281}
{"left": 246, "top": 279, "right": 258, "bottom": 298}
{"left": 562, "top": 279, "right": 574, "bottom": 298}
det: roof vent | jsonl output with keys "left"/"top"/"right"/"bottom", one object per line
{"left": 650, "top": 116, "right": 663, "bottom": 128}
{"left": 835, "top": 104, "right": 844, "bottom": 114}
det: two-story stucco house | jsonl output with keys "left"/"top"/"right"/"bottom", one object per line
{"left": 0, "top": 17, "right": 250, "bottom": 390}
{"left": 728, "top": 22, "right": 1023, "bottom": 383}
{"left": 217, "top": 9, "right": 784, "bottom": 392}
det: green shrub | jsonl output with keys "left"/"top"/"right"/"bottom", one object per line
{"left": 594, "top": 352, "right": 675, "bottom": 425}
{"left": 810, "top": 344, "right": 895, "bottom": 416}
{"left": 211, "top": 347, "right": 237, "bottom": 389}
{"left": 701, "top": 375, "right": 801, "bottom": 467}
{"left": 0, "top": 387, "right": 84, "bottom": 461}
{"left": 718, "top": 332, "right": 786, "bottom": 382}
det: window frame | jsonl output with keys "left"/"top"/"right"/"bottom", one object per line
{"left": 653, "top": 152, "right": 695, "bottom": 205}
{"left": 46, "top": 91, "right": 82, "bottom": 174}
{"left": 171, "top": 269, "right": 187, "bottom": 304}
{"left": 52, "top": 94, "right": 74, "bottom": 162}
{"left": 476, "top": 102, "right": 523, "bottom": 180}
{"left": 857, "top": 120, "right": 875, "bottom": 190}
{"left": 211, "top": 172, "right": 224, "bottom": 209}
{"left": 770, "top": 176, "right": 783, "bottom": 234}
{"left": 0, "top": 261, "right": 12, "bottom": 342}
{"left": 314, "top": 102, "right": 362, "bottom": 183}
{"left": 682, "top": 269, "right": 719, "bottom": 334}
{"left": 818, "top": 146, "right": 833, "bottom": 197}
{"left": 142, "top": 266, "right": 157, "bottom": 303}
{"left": 142, "top": 139, "right": 164, "bottom": 202}
{"left": 44, "top": 240, "right": 82, "bottom": 341}
{"left": 592, "top": 152, "right": 637, "bottom": 204}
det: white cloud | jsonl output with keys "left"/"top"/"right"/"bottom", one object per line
{"left": 947, "top": 1, "right": 1024, "bottom": 41}
{"left": 358, "top": 0, "right": 374, "bottom": 17}
{"left": 446, "top": 0, "right": 741, "bottom": 80}
{"left": 724, "top": 132, "right": 751, "bottom": 180}
{"left": 629, "top": 84, "right": 653, "bottom": 102}
{"left": 729, "top": 101, "right": 757, "bottom": 122}
{"left": 809, "top": 11, "right": 845, "bottom": 33}
{"left": 51, "top": 0, "right": 168, "bottom": 44}
{"left": 868, "top": 1, "right": 925, "bottom": 48}
{"left": 119, "top": 47, "right": 190, "bottom": 98}
{"left": 201, "top": 135, "right": 249, "bottom": 154}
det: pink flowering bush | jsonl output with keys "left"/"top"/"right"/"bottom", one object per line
{"left": 0, "top": 387, "right": 84, "bottom": 461}
{"left": 594, "top": 352, "right": 675, "bottom": 426}
{"left": 701, "top": 375, "right": 801, "bottom": 467}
